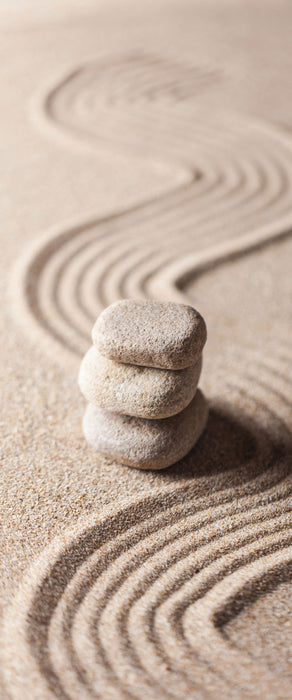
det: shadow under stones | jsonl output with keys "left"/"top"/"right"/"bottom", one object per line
{"left": 150, "top": 403, "right": 292, "bottom": 486}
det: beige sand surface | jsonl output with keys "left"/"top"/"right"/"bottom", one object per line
{"left": 0, "top": 1, "right": 291, "bottom": 698}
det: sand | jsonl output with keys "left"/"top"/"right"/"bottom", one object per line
{"left": 0, "top": 1, "right": 291, "bottom": 698}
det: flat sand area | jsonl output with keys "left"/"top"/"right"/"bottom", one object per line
{"left": 1, "top": 2, "right": 291, "bottom": 698}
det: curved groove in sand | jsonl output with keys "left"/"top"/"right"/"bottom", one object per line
{"left": 3, "top": 461, "right": 292, "bottom": 699}
{"left": 10, "top": 129, "right": 292, "bottom": 359}
{"left": 7, "top": 55, "right": 292, "bottom": 362}
{"left": 3, "top": 390, "right": 291, "bottom": 698}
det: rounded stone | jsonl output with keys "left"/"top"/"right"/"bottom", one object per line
{"left": 82, "top": 389, "right": 208, "bottom": 470}
{"left": 92, "top": 299, "right": 207, "bottom": 370}
{"left": 78, "top": 345, "right": 202, "bottom": 419}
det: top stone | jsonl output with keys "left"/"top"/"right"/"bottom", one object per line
{"left": 92, "top": 300, "right": 207, "bottom": 369}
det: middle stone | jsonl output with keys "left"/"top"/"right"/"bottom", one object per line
{"left": 78, "top": 345, "right": 202, "bottom": 419}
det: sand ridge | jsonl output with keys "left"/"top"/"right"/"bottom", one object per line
{"left": 11, "top": 65, "right": 292, "bottom": 361}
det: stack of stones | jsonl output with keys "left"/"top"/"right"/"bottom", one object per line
{"left": 79, "top": 300, "right": 208, "bottom": 470}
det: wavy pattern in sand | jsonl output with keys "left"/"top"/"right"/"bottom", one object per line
{"left": 3, "top": 378, "right": 292, "bottom": 698}
{"left": 11, "top": 55, "right": 292, "bottom": 360}
{"left": 3, "top": 442, "right": 292, "bottom": 699}
{"left": 5, "top": 54, "right": 292, "bottom": 699}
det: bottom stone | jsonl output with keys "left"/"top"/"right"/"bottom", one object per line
{"left": 83, "top": 389, "right": 208, "bottom": 470}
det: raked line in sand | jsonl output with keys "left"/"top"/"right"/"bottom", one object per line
{"left": 9, "top": 54, "right": 292, "bottom": 362}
